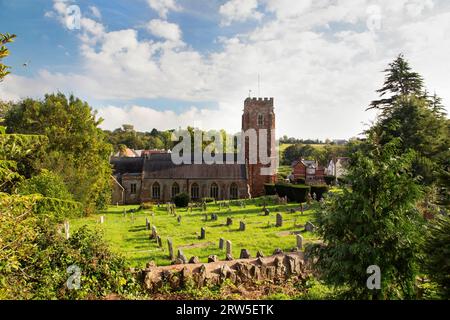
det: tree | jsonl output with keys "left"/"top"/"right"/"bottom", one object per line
{"left": 369, "top": 54, "right": 424, "bottom": 111}
{"left": 423, "top": 215, "right": 450, "bottom": 298}
{"left": 0, "top": 33, "right": 16, "bottom": 81}
{"left": 4, "top": 94, "right": 113, "bottom": 211}
{"left": 368, "top": 55, "right": 449, "bottom": 187}
{"left": 308, "top": 133, "right": 425, "bottom": 299}
{"left": 17, "top": 169, "right": 72, "bottom": 201}
{"left": 282, "top": 144, "right": 316, "bottom": 165}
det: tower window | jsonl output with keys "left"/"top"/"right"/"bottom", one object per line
{"left": 257, "top": 114, "right": 264, "bottom": 126}
{"left": 130, "top": 183, "right": 137, "bottom": 194}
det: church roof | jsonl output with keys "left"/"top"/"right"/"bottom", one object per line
{"left": 111, "top": 153, "right": 247, "bottom": 180}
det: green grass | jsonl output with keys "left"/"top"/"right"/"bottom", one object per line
{"left": 71, "top": 198, "right": 320, "bottom": 268}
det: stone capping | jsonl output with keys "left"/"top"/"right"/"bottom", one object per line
{"left": 142, "top": 252, "right": 309, "bottom": 292}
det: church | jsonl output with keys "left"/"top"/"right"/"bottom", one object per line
{"left": 110, "top": 97, "right": 277, "bottom": 204}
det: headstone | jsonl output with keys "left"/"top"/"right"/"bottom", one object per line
{"left": 226, "top": 217, "right": 233, "bottom": 226}
{"left": 204, "top": 213, "right": 208, "bottom": 222}
{"left": 305, "top": 221, "right": 316, "bottom": 232}
{"left": 239, "top": 249, "right": 251, "bottom": 259}
{"left": 167, "top": 239, "right": 174, "bottom": 260}
{"left": 313, "top": 192, "right": 317, "bottom": 201}
{"left": 151, "top": 225, "right": 157, "bottom": 239}
{"left": 256, "top": 250, "right": 264, "bottom": 258}
{"left": 239, "top": 221, "right": 246, "bottom": 231}
{"left": 123, "top": 209, "right": 126, "bottom": 217}
{"left": 177, "top": 215, "right": 182, "bottom": 224}
{"left": 177, "top": 249, "right": 187, "bottom": 264}
{"left": 156, "top": 235, "right": 162, "bottom": 247}
{"left": 300, "top": 203, "right": 304, "bottom": 214}
{"left": 199, "top": 227, "right": 206, "bottom": 239}
{"left": 64, "top": 221, "right": 70, "bottom": 240}
{"left": 145, "top": 218, "right": 150, "bottom": 230}
{"left": 219, "top": 238, "right": 225, "bottom": 250}
{"left": 263, "top": 207, "right": 270, "bottom": 216}
{"left": 100, "top": 216, "right": 104, "bottom": 224}
{"left": 226, "top": 240, "right": 232, "bottom": 256}
{"left": 296, "top": 234, "right": 304, "bottom": 250}
{"left": 189, "top": 256, "right": 199, "bottom": 264}
{"left": 276, "top": 213, "right": 283, "bottom": 227}
{"left": 208, "top": 255, "right": 218, "bottom": 263}
{"left": 225, "top": 253, "right": 233, "bottom": 261}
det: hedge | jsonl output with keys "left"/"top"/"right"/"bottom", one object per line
{"left": 264, "top": 184, "right": 276, "bottom": 195}
{"left": 202, "top": 197, "right": 215, "bottom": 203}
{"left": 324, "top": 175, "right": 336, "bottom": 185}
{"left": 274, "top": 183, "right": 310, "bottom": 203}
{"left": 310, "top": 185, "right": 329, "bottom": 200}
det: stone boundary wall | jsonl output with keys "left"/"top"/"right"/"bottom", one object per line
{"left": 140, "top": 252, "right": 309, "bottom": 292}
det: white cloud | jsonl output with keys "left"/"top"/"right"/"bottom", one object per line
{"left": 146, "top": 19, "right": 182, "bottom": 42}
{"left": 219, "top": 0, "right": 262, "bottom": 26}
{"left": 146, "top": 0, "right": 181, "bottom": 19}
{"left": 2, "top": 0, "right": 449, "bottom": 139}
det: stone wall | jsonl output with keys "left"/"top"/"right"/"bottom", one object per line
{"left": 140, "top": 252, "right": 309, "bottom": 292}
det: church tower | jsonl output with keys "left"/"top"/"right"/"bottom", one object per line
{"left": 241, "top": 97, "right": 277, "bottom": 197}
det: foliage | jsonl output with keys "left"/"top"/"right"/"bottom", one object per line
{"left": 173, "top": 192, "right": 189, "bottom": 208}
{"left": 308, "top": 135, "right": 425, "bottom": 299}
{"left": 274, "top": 183, "right": 310, "bottom": 203}
{"left": 202, "top": 197, "right": 215, "bottom": 203}
{"left": 17, "top": 169, "right": 73, "bottom": 201}
{"left": 4, "top": 93, "right": 113, "bottom": 211}
{"left": 0, "top": 33, "right": 16, "bottom": 81}
{"left": 423, "top": 215, "right": 450, "bottom": 298}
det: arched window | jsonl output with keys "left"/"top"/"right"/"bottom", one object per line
{"left": 152, "top": 182, "right": 160, "bottom": 199}
{"left": 172, "top": 182, "right": 180, "bottom": 198}
{"left": 210, "top": 183, "right": 219, "bottom": 199}
{"left": 230, "top": 183, "right": 239, "bottom": 199}
{"left": 191, "top": 183, "right": 199, "bottom": 200}
{"left": 257, "top": 114, "right": 264, "bottom": 126}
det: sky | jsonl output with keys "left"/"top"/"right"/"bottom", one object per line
{"left": 1, "top": 0, "right": 449, "bottom": 140}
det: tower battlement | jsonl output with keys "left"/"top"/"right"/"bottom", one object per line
{"left": 244, "top": 97, "right": 274, "bottom": 108}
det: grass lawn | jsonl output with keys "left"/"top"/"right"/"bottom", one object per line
{"left": 70, "top": 198, "right": 321, "bottom": 268}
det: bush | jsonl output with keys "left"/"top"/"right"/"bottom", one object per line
{"left": 17, "top": 169, "right": 73, "bottom": 201}
{"left": 337, "top": 176, "right": 349, "bottom": 185}
{"left": 138, "top": 202, "right": 153, "bottom": 211}
{"left": 173, "top": 192, "right": 189, "bottom": 208}
{"left": 310, "top": 185, "right": 329, "bottom": 200}
{"left": 324, "top": 175, "right": 336, "bottom": 186}
{"left": 274, "top": 183, "right": 289, "bottom": 198}
{"left": 202, "top": 197, "right": 215, "bottom": 203}
{"left": 295, "top": 178, "right": 306, "bottom": 185}
{"left": 264, "top": 183, "right": 276, "bottom": 195}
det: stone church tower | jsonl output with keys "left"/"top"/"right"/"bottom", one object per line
{"left": 242, "top": 97, "right": 277, "bottom": 197}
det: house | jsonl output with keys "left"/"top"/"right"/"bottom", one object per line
{"left": 291, "top": 159, "right": 325, "bottom": 184}
{"left": 325, "top": 157, "right": 350, "bottom": 178}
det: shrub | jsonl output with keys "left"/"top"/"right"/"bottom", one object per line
{"left": 337, "top": 176, "right": 349, "bottom": 185}
{"left": 264, "top": 183, "right": 276, "bottom": 195}
{"left": 324, "top": 175, "right": 336, "bottom": 186}
{"left": 274, "top": 183, "right": 289, "bottom": 198}
{"left": 138, "top": 202, "right": 153, "bottom": 211}
{"left": 295, "top": 178, "right": 306, "bottom": 185}
{"left": 202, "top": 197, "right": 215, "bottom": 203}
{"left": 173, "top": 192, "right": 189, "bottom": 208}
{"left": 310, "top": 185, "right": 329, "bottom": 200}
{"left": 17, "top": 169, "right": 73, "bottom": 201}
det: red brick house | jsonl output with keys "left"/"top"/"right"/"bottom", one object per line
{"left": 291, "top": 159, "right": 325, "bottom": 184}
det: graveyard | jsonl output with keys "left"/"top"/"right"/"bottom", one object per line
{"left": 70, "top": 197, "right": 321, "bottom": 267}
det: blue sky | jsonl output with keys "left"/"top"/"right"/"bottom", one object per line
{"left": 1, "top": 0, "right": 449, "bottom": 139}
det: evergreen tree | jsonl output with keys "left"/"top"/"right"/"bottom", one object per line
{"left": 308, "top": 132, "right": 425, "bottom": 299}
